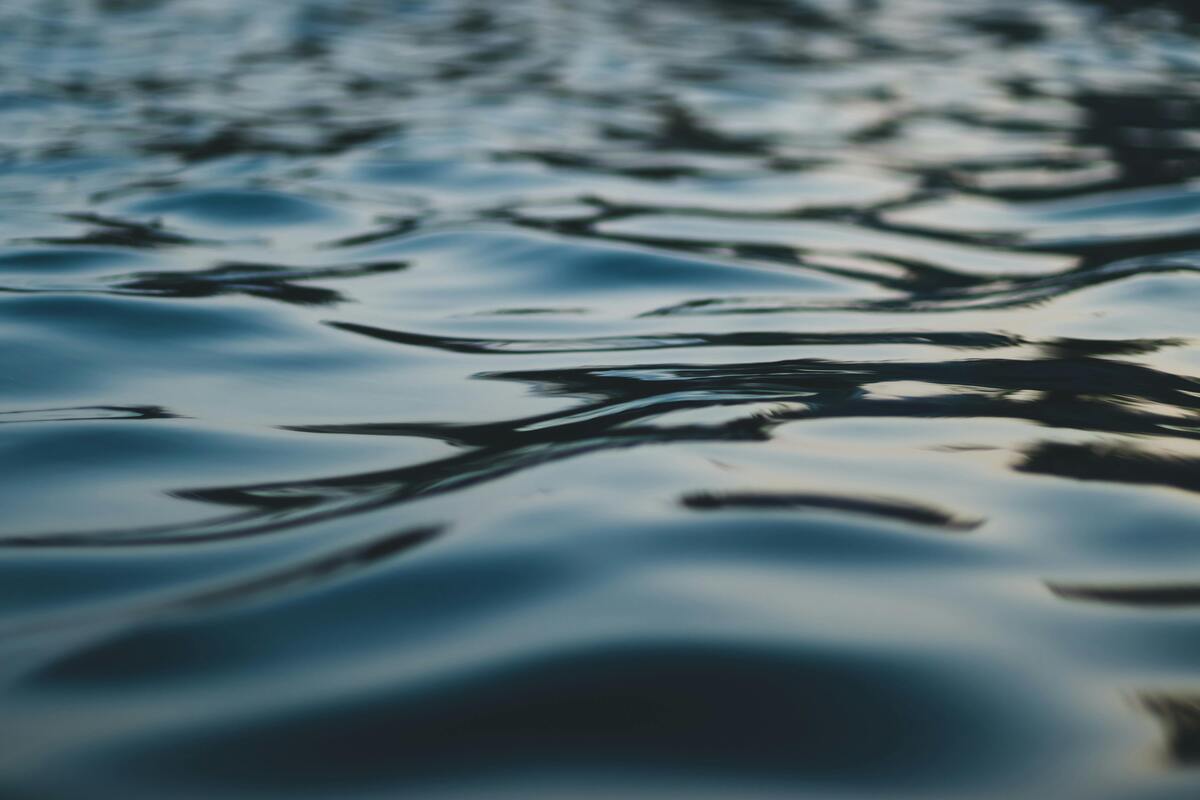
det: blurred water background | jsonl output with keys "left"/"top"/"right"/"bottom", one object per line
{"left": 2, "top": 1, "right": 1200, "bottom": 797}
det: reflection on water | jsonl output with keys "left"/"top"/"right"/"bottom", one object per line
{"left": 1, "top": 0, "right": 1200, "bottom": 797}
{"left": 1144, "top": 695, "right": 1200, "bottom": 767}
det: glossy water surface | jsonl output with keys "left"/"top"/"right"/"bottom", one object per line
{"left": 3, "top": 1, "right": 1200, "bottom": 798}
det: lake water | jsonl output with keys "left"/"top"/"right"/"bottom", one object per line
{"left": 2, "top": 1, "right": 1200, "bottom": 797}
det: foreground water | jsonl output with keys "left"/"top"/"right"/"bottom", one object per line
{"left": 2, "top": 0, "right": 1200, "bottom": 797}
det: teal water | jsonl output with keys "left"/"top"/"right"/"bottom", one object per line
{"left": 2, "top": 1, "right": 1200, "bottom": 798}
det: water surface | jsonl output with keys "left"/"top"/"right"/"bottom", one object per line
{"left": 2, "top": 1, "right": 1200, "bottom": 798}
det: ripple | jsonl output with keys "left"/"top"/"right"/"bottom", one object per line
{"left": 2, "top": 0, "right": 1200, "bottom": 797}
{"left": 39, "top": 640, "right": 1063, "bottom": 797}
{"left": 597, "top": 213, "right": 1076, "bottom": 276}
{"left": 682, "top": 491, "right": 981, "bottom": 530}
{"left": 124, "top": 188, "right": 345, "bottom": 230}
{"left": 883, "top": 180, "right": 1200, "bottom": 248}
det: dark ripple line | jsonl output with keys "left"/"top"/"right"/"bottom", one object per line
{"left": 683, "top": 491, "right": 981, "bottom": 531}
{"left": 0, "top": 405, "right": 177, "bottom": 424}
{"left": 1050, "top": 583, "right": 1200, "bottom": 608}
{"left": 0, "top": 525, "right": 444, "bottom": 639}
{"left": 327, "top": 321, "right": 1021, "bottom": 355}
{"left": 113, "top": 259, "right": 408, "bottom": 306}
{"left": 640, "top": 258, "right": 1200, "bottom": 316}
{"left": 17, "top": 213, "right": 207, "bottom": 249}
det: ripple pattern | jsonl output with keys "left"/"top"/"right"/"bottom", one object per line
{"left": 2, "top": 1, "right": 1200, "bottom": 798}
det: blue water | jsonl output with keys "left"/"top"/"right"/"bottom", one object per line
{"left": 2, "top": 1, "right": 1200, "bottom": 797}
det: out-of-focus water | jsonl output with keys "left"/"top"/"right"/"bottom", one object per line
{"left": 2, "top": 0, "right": 1200, "bottom": 797}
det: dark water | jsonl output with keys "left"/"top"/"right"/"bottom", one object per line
{"left": 2, "top": 0, "right": 1200, "bottom": 797}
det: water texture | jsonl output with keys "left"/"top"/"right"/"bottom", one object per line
{"left": 1, "top": 0, "right": 1200, "bottom": 797}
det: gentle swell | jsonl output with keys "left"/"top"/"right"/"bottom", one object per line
{"left": 1, "top": 1, "right": 1199, "bottom": 799}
